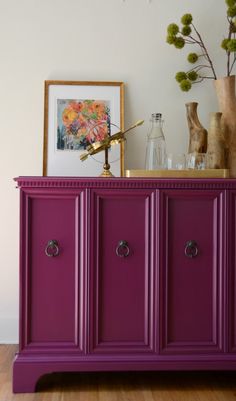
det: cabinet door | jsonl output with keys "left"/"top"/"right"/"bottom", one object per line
{"left": 20, "top": 190, "right": 85, "bottom": 353}
{"left": 90, "top": 189, "right": 155, "bottom": 354}
{"left": 229, "top": 190, "right": 236, "bottom": 352}
{"left": 160, "top": 189, "right": 224, "bottom": 354}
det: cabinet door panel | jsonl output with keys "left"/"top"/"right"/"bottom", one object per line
{"left": 160, "top": 190, "right": 224, "bottom": 354}
{"left": 229, "top": 191, "right": 236, "bottom": 352}
{"left": 90, "top": 190, "right": 155, "bottom": 353}
{"left": 21, "top": 191, "right": 85, "bottom": 352}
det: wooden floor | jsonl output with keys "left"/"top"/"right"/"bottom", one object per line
{"left": 2, "top": 345, "right": 236, "bottom": 401}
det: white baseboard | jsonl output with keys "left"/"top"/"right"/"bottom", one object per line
{"left": 0, "top": 317, "right": 18, "bottom": 344}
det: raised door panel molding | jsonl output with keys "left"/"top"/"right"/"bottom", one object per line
{"left": 229, "top": 191, "right": 236, "bottom": 352}
{"left": 89, "top": 189, "right": 156, "bottom": 353}
{"left": 20, "top": 189, "right": 86, "bottom": 354}
{"left": 159, "top": 189, "right": 225, "bottom": 354}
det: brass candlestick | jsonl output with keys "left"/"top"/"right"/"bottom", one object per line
{"left": 80, "top": 120, "right": 144, "bottom": 177}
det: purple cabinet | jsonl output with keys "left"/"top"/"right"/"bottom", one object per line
{"left": 12, "top": 178, "right": 236, "bottom": 393}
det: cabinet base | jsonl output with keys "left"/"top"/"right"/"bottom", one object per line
{"left": 13, "top": 354, "right": 236, "bottom": 393}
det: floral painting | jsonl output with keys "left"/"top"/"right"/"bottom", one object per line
{"left": 57, "top": 99, "right": 111, "bottom": 151}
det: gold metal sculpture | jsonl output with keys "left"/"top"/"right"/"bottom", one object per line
{"left": 80, "top": 120, "right": 144, "bottom": 177}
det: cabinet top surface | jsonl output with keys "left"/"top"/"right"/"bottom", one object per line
{"left": 14, "top": 176, "right": 236, "bottom": 190}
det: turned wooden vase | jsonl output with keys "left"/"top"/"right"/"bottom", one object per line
{"left": 185, "top": 102, "right": 208, "bottom": 154}
{"left": 207, "top": 112, "right": 226, "bottom": 169}
{"left": 214, "top": 75, "right": 236, "bottom": 177}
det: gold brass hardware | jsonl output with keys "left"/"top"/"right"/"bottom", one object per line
{"left": 80, "top": 120, "right": 144, "bottom": 177}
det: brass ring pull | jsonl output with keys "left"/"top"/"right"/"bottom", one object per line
{"left": 45, "top": 240, "right": 59, "bottom": 257}
{"left": 116, "top": 240, "right": 130, "bottom": 257}
{"left": 184, "top": 240, "right": 198, "bottom": 258}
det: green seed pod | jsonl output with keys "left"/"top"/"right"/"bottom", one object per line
{"left": 166, "top": 35, "right": 176, "bottom": 45}
{"left": 187, "top": 71, "right": 198, "bottom": 81}
{"left": 167, "top": 23, "right": 179, "bottom": 36}
{"left": 187, "top": 53, "right": 199, "bottom": 63}
{"left": 174, "top": 37, "right": 185, "bottom": 49}
{"left": 180, "top": 79, "right": 192, "bottom": 92}
{"left": 221, "top": 38, "right": 230, "bottom": 50}
{"left": 181, "top": 25, "right": 192, "bottom": 36}
{"left": 175, "top": 71, "right": 187, "bottom": 82}
{"left": 181, "top": 14, "right": 193, "bottom": 25}
{"left": 227, "top": 38, "right": 236, "bottom": 51}
{"left": 225, "top": 0, "right": 236, "bottom": 7}
{"left": 227, "top": 5, "right": 236, "bottom": 17}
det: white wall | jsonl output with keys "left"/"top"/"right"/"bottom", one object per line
{"left": 0, "top": 0, "right": 228, "bottom": 342}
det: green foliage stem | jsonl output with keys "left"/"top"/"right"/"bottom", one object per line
{"left": 166, "top": 0, "right": 236, "bottom": 91}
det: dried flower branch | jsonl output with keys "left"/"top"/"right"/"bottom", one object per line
{"left": 166, "top": 1, "right": 236, "bottom": 91}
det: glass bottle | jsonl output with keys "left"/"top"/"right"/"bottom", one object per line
{"left": 145, "top": 113, "right": 167, "bottom": 170}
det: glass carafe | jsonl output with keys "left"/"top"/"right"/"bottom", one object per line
{"left": 145, "top": 113, "right": 167, "bottom": 170}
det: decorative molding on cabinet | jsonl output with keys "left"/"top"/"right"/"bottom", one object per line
{"left": 14, "top": 177, "right": 236, "bottom": 190}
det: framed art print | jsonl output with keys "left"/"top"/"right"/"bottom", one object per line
{"left": 43, "top": 81, "right": 124, "bottom": 177}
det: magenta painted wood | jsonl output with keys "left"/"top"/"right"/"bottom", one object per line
{"left": 229, "top": 190, "right": 236, "bottom": 352}
{"left": 160, "top": 190, "right": 224, "bottom": 354}
{"left": 18, "top": 190, "right": 85, "bottom": 354}
{"left": 12, "top": 177, "right": 236, "bottom": 393}
{"left": 28, "top": 195, "right": 77, "bottom": 344}
{"left": 89, "top": 189, "right": 155, "bottom": 352}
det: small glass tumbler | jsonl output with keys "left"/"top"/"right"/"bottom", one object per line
{"left": 187, "top": 153, "right": 207, "bottom": 170}
{"left": 167, "top": 153, "right": 186, "bottom": 170}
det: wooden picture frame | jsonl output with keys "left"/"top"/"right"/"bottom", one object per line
{"left": 43, "top": 81, "right": 124, "bottom": 177}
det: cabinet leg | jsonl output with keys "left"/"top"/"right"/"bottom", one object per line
{"left": 13, "top": 358, "right": 49, "bottom": 393}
